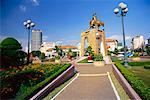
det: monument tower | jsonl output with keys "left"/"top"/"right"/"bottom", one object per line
{"left": 80, "top": 14, "right": 107, "bottom": 57}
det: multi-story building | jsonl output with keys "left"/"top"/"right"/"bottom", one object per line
{"left": 106, "top": 39, "right": 118, "bottom": 51}
{"left": 40, "top": 42, "right": 79, "bottom": 57}
{"left": 145, "top": 38, "right": 150, "bottom": 47}
{"left": 131, "top": 35, "right": 144, "bottom": 50}
{"left": 31, "top": 30, "right": 42, "bottom": 51}
{"left": 40, "top": 42, "right": 56, "bottom": 57}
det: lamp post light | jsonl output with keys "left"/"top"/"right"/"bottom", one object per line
{"left": 23, "top": 19, "right": 35, "bottom": 64}
{"left": 114, "top": 2, "right": 128, "bottom": 66}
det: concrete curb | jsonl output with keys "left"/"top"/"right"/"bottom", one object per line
{"left": 30, "top": 65, "right": 75, "bottom": 100}
{"left": 112, "top": 64, "right": 141, "bottom": 100}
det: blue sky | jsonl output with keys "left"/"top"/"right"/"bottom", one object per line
{"left": 1, "top": 0, "right": 150, "bottom": 50}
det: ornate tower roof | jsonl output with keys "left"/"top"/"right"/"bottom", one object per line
{"left": 89, "top": 13, "right": 104, "bottom": 28}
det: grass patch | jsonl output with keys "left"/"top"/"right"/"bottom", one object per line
{"left": 128, "top": 67, "right": 150, "bottom": 87}
{"left": 128, "top": 61, "right": 150, "bottom": 87}
{"left": 43, "top": 73, "right": 78, "bottom": 99}
{"left": 111, "top": 56, "right": 150, "bottom": 99}
{"left": 110, "top": 72, "right": 129, "bottom": 99}
{"left": 115, "top": 61, "right": 150, "bottom": 100}
{"left": 78, "top": 58, "right": 92, "bottom": 63}
{"left": 110, "top": 56, "right": 121, "bottom": 62}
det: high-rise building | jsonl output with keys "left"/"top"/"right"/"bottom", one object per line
{"left": 31, "top": 30, "right": 42, "bottom": 51}
{"left": 131, "top": 35, "right": 144, "bottom": 50}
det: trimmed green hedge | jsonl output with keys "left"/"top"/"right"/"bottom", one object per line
{"left": 115, "top": 61, "right": 150, "bottom": 100}
{"left": 128, "top": 61, "right": 150, "bottom": 66}
{"left": 144, "top": 65, "right": 150, "bottom": 69}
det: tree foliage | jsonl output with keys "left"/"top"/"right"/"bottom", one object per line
{"left": 114, "top": 48, "right": 119, "bottom": 55}
{"left": 86, "top": 46, "right": 94, "bottom": 56}
{"left": 0, "top": 37, "right": 22, "bottom": 50}
{"left": 54, "top": 46, "right": 63, "bottom": 57}
{"left": 40, "top": 53, "right": 45, "bottom": 61}
{"left": 146, "top": 46, "right": 150, "bottom": 56}
{"left": 0, "top": 37, "right": 27, "bottom": 68}
{"left": 31, "top": 50, "right": 41, "bottom": 57}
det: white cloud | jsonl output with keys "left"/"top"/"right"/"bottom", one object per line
{"left": 108, "top": 35, "right": 132, "bottom": 42}
{"left": 31, "top": 0, "right": 39, "bottom": 6}
{"left": 42, "top": 35, "right": 48, "bottom": 41}
{"left": 19, "top": 5, "right": 26, "bottom": 12}
{"left": 66, "top": 40, "right": 80, "bottom": 46}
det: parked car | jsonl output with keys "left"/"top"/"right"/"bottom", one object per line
{"left": 117, "top": 52, "right": 124, "bottom": 57}
{"left": 127, "top": 52, "right": 133, "bottom": 57}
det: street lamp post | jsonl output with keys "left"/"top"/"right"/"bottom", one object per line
{"left": 114, "top": 2, "right": 128, "bottom": 66}
{"left": 23, "top": 20, "right": 35, "bottom": 64}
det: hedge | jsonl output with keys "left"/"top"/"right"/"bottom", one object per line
{"left": 128, "top": 61, "right": 150, "bottom": 66}
{"left": 115, "top": 61, "right": 150, "bottom": 100}
{"left": 144, "top": 65, "right": 150, "bottom": 69}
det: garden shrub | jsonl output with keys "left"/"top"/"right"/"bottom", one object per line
{"left": 144, "top": 65, "right": 150, "bottom": 69}
{"left": 115, "top": 61, "right": 150, "bottom": 100}
{"left": 55, "top": 56, "right": 60, "bottom": 60}
{"left": 132, "top": 53, "right": 140, "bottom": 57}
{"left": 94, "top": 54, "right": 103, "bottom": 61}
{"left": 128, "top": 61, "right": 150, "bottom": 66}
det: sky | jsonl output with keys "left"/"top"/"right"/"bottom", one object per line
{"left": 1, "top": 0, "right": 150, "bottom": 50}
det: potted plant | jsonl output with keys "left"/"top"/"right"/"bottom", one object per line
{"left": 93, "top": 54, "right": 105, "bottom": 66}
{"left": 88, "top": 54, "right": 93, "bottom": 63}
{"left": 55, "top": 55, "right": 61, "bottom": 63}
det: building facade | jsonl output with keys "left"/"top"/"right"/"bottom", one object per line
{"left": 132, "top": 35, "right": 144, "bottom": 50}
{"left": 31, "top": 30, "right": 42, "bottom": 51}
{"left": 106, "top": 39, "right": 118, "bottom": 51}
{"left": 145, "top": 38, "right": 150, "bottom": 47}
{"left": 40, "top": 42, "right": 56, "bottom": 57}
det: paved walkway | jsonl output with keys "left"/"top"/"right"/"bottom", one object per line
{"left": 54, "top": 63, "right": 118, "bottom": 100}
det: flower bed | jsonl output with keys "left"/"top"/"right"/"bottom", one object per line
{"left": 0, "top": 63, "right": 71, "bottom": 99}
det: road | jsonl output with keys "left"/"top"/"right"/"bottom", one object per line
{"left": 54, "top": 64, "right": 118, "bottom": 100}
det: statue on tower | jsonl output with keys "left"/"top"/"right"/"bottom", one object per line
{"left": 90, "top": 13, "right": 104, "bottom": 28}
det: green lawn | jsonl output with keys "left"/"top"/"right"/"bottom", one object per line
{"left": 128, "top": 61, "right": 150, "bottom": 87}
{"left": 128, "top": 66, "right": 150, "bottom": 87}
{"left": 111, "top": 56, "right": 150, "bottom": 99}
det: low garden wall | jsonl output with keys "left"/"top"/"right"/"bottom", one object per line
{"left": 112, "top": 64, "right": 141, "bottom": 100}
{"left": 30, "top": 65, "right": 76, "bottom": 100}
